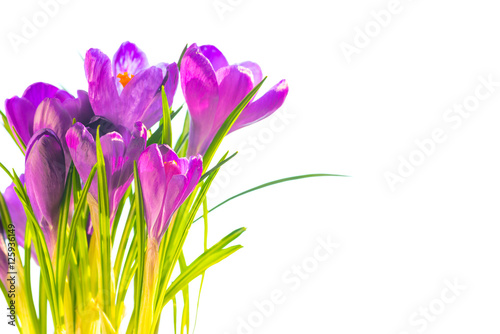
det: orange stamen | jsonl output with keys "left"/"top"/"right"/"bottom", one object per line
{"left": 117, "top": 72, "right": 134, "bottom": 87}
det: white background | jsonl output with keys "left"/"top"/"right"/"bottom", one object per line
{"left": 1, "top": 0, "right": 500, "bottom": 333}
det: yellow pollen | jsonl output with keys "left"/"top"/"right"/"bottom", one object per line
{"left": 117, "top": 72, "right": 134, "bottom": 87}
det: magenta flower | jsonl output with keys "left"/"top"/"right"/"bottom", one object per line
{"left": 65, "top": 117, "right": 147, "bottom": 223}
{"left": 25, "top": 129, "right": 67, "bottom": 256}
{"left": 180, "top": 44, "right": 289, "bottom": 155}
{"left": 137, "top": 144, "right": 202, "bottom": 241}
{"left": 5, "top": 82, "right": 94, "bottom": 150}
{"left": 85, "top": 41, "right": 179, "bottom": 131}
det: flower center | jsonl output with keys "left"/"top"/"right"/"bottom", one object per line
{"left": 164, "top": 160, "right": 181, "bottom": 175}
{"left": 117, "top": 72, "right": 134, "bottom": 87}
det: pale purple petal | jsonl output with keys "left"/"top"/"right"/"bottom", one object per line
{"left": 85, "top": 48, "right": 120, "bottom": 127}
{"left": 199, "top": 45, "right": 229, "bottom": 72}
{"left": 5, "top": 97, "right": 35, "bottom": 146}
{"left": 66, "top": 123, "right": 98, "bottom": 197}
{"left": 231, "top": 80, "right": 289, "bottom": 133}
{"left": 138, "top": 145, "right": 167, "bottom": 238}
{"left": 25, "top": 129, "right": 66, "bottom": 254}
{"left": 112, "top": 41, "right": 149, "bottom": 78}
{"left": 22, "top": 82, "right": 60, "bottom": 108}
{"left": 239, "top": 61, "right": 263, "bottom": 86}
{"left": 213, "top": 65, "right": 254, "bottom": 129}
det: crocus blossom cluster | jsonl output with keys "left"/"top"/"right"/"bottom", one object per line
{"left": 0, "top": 41, "right": 289, "bottom": 333}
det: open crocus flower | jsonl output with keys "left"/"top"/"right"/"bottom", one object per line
{"left": 137, "top": 144, "right": 202, "bottom": 242}
{"left": 5, "top": 82, "right": 94, "bottom": 149}
{"left": 180, "top": 44, "right": 289, "bottom": 155}
{"left": 25, "top": 129, "right": 67, "bottom": 257}
{"left": 85, "top": 41, "right": 179, "bottom": 131}
{"left": 66, "top": 117, "right": 147, "bottom": 224}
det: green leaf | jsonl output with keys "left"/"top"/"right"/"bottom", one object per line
{"left": 162, "top": 228, "right": 246, "bottom": 307}
{"left": 200, "top": 151, "right": 237, "bottom": 182}
{"left": 193, "top": 173, "right": 348, "bottom": 223}
{"left": 192, "top": 198, "right": 209, "bottom": 333}
{"left": 175, "top": 112, "right": 190, "bottom": 157}
{"left": 111, "top": 185, "right": 131, "bottom": 244}
{"left": 95, "top": 126, "right": 113, "bottom": 321}
{"left": 147, "top": 105, "right": 184, "bottom": 146}
{"left": 177, "top": 44, "right": 188, "bottom": 71}
{"left": 58, "top": 165, "right": 96, "bottom": 302}
{"left": 132, "top": 161, "right": 147, "bottom": 330}
{"left": 203, "top": 77, "right": 267, "bottom": 170}
{"left": 161, "top": 86, "right": 173, "bottom": 147}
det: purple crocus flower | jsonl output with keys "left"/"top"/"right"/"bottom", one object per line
{"left": 5, "top": 82, "right": 94, "bottom": 150}
{"left": 25, "top": 129, "right": 67, "bottom": 256}
{"left": 65, "top": 117, "right": 147, "bottom": 223}
{"left": 180, "top": 44, "right": 289, "bottom": 155}
{"left": 84, "top": 41, "right": 179, "bottom": 131}
{"left": 137, "top": 144, "right": 202, "bottom": 242}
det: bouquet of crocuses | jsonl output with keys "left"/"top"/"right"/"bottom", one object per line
{"left": 0, "top": 41, "right": 336, "bottom": 334}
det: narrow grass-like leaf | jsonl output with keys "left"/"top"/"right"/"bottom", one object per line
{"left": 179, "top": 252, "right": 189, "bottom": 334}
{"left": 177, "top": 44, "right": 188, "bottom": 70}
{"left": 58, "top": 166, "right": 96, "bottom": 302}
{"left": 132, "top": 161, "right": 147, "bottom": 331}
{"left": 176, "top": 112, "right": 190, "bottom": 157}
{"left": 113, "top": 200, "right": 135, "bottom": 284}
{"left": 161, "top": 86, "right": 172, "bottom": 147}
{"left": 192, "top": 198, "right": 209, "bottom": 333}
{"left": 162, "top": 243, "right": 243, "bottom": 306}
{"left": 111, "top": 185, "right": 131, "bottom": 244}
{"left": 194, "top": 173, "right": 348, "bottom": 223}
{"left": 200, "top": 151, "right": 237, "bottom": 181}
{"left": 55, "top": 166, "right": 74, "bottom": 298}
{"left": 95, "top": 126, "right": 114, "bottom": 322}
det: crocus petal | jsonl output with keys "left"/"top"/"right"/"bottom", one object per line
{"left": 22, "top": 82, "right": 60, "bottom": 108}
{"left": 112, "top": 41, "right": 149, "bottom": 78}
{"left": 213, "top": 65, "right": 254, "bottom": 130}
{"left": 5, "top": 97, "right": 35, "bottom": 146}
{"left": 61, "top": 90, "right": 94, "bottom": 125}
{"left": 25, "top": 129, "right": 66, "bottom": 254}
{"left": 239, "top": 61, "right": 263, "bottom": 85}
{"left": 119, "top": 66, "right": 164, "bottom": 129}
{"left": 231, "top": 80, "right": 289, "bottom": 133}
{"left": 181, "top": 44, "right": 220, "bottom": 122}
{"left": 183, "top": 156, "right": 203, "bottom": 197}
{"left": 140, "top": 62, "right": 179, "bottom": 128}
{"left": 66, "top": 122, "right": 98, "bottom": 197}
{"left": 33, "top": 98, "right": 73, "bottom": 165}
{"left": 85, "top": 48, "right": 121, "bottom": 126}
{"left": 3, "top": 175, "right": 27, "bottom": 248}
{"left": 138, "top": 145, "right": 167, "bottom": 238}
{"left": 199, "top": 45, "right": 229, "bottom": 72}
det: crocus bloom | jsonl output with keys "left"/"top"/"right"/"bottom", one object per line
{"left": 25, "top": 129, "right": 67, "bottom": 256}
{"left": 180, "top": 44, "right": 289, "bottom": 155}
{"left": 65, "top": 117, "right": 147, "bottom": 223}
{"left": 85, "top": 41, "right": 179, "bottom": 131}
{"left": 137, "top": 144, "right": 202, "bottom": 242}
{"left": 5, "top": 82, "right": 94, "bottom": 149}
